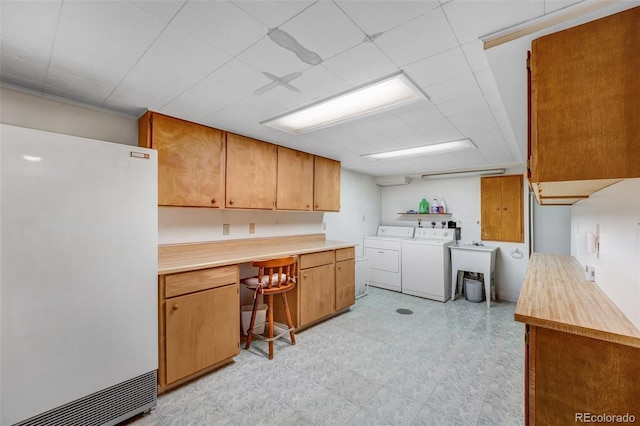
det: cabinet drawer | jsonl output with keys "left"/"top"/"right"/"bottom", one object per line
{"left": 165, "top": 265, "right": 238, "bottom": 298}
{"left": 335, "top": 247, "right": 355, "bottom": 262}
{"left": 300, "top": 251, "right": 335, "bottom": 269}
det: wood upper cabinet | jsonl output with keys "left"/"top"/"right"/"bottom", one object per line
{"left": 138, "top": 111, "right": 225, "bottom": 207}
{"left": 277, "top": 147, "right": 313, "bottom": 211}
{"left": 226, "top": 133, "right": 277, "bottom": 209}
{"left": 314, "top": 156, "right": 341, "bottom": 212}
{"left": 529, "top": 7, "right": 640, "bottom": 205}
{"left": 481, "top": 175, "right": 523, "bottom": 243}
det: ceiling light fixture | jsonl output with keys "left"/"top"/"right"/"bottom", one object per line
{"left": 421, "top": 168, "right": 506, "bottom": 180}
{"left": 261, "top": 71, "right": 426, "bottom": 134}
{"left": 362, "top": 139, "right": 476, "bottom": 161}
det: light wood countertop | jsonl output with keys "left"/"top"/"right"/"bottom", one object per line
{"left": 515, "top": 253, "right": 640, "bottom": 348}
{"left": 158, "top": 233, "right": 356, "bottom": 275}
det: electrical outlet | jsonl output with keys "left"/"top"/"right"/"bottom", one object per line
{"left": 362, "top": 215, "right": 366, "bottom": 222}
{"left": 322, "top": 222, "right": 327, "bottom": 231}
{"left": 249, "top": 223, "right": 255, "bottom": 234}
{"left": 223, "top": 224, "right": 230, "bottom": 235}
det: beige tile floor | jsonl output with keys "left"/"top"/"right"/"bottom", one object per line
{"left": 125, "top": 287, "right": 524, "bottom": 425}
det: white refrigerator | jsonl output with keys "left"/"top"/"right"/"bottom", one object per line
{"left": 1, "top": 124, "right": 158, "bottom": 425}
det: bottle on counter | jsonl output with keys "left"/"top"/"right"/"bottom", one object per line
{"left": 440, "top": 199, "right": 447, "bottom": 213}
{"left": 431, "top": 198, "right": 439, "bottom": 213}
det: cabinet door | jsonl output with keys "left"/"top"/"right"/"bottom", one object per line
{"left": 141, "top": 112, "right": 225, "bottom": 207}
{"left": 277, "top": 147, "right": 313, "bottom": 211}
{"left": 226, "top": 133, "right": 277, "bottom": 209}
{"left": 314, "top": 156, "right": 341, "bottom": 212}
{"left": 299, "top": 263, "right": 335, "bottom": 326}
{"left": 165, "top": 284, "right": 238, "bottom": 384}
{"left": 335, "top": 258, "right": 355, "bottom": 311}
{"left": 481, "top": 175, "right": 523, "bottom": 243}
{"left": 530, "top": 7, "right": 640, "bottom": 183}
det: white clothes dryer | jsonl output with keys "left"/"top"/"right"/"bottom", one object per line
{"left": 363, "top": 226, "right": 415, "bottom": 292}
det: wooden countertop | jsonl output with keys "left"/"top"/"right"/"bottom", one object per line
{"left": 158, "top": 233, "right": 355, "bottom": 275}
{"left": 515, "top": 253, "right": 640, "bottom": 348}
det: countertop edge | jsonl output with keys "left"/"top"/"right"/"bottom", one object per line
{"left": 158, "top": 240, "right": 356, "bottom": 275}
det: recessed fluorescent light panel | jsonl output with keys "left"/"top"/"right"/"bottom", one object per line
{"left": 261, "top": 72, "right": 426, "bottom": 134}
{"left": 362, "top": 139, "right": 476, "bottom": 161}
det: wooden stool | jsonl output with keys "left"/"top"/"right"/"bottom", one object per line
{"left": 242, "top": 256, "right": 297, "bottom": 359}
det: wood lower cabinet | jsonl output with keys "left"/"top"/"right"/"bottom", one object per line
{"left": 277, "top": 147, "right": 313, "bottom": 211}
{"left": 138, "top": 111, "right": 225, "bottom": 208}
{"left": 226, "top": 133, "right": 277, "bottom": 209}
{"left": 480, "top": 174, "right": 523, "bottom": 243}
{"left": 159, "top": 265, "right": 239, "bottom": 392}
{"left": 525, "top": 325, "right": 640, "bottom": 425}
{"left": 335, "top": 247, "right": 355, "bottom": 311}
{"left": 314, "top": 156, "right": 341, "bottom": 212}
{"left": 529, "top": 7, "right": 640, "bottom": 204}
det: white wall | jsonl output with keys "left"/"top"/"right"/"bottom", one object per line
{"left": 0, "top": 86, "right": 137, "bottom": 145}
{"left": 532, "top": 202, "right": 571, "bottom": 255}
{"left": 571, "top": 179, "right": 640, "bottom": 328}
{"left": 324, "top": 169, "right": 382, "bottom": 257}
{"left": 379, "top": 173, "right": 530, "bottom": 302}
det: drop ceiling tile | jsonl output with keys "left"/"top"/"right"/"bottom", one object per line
{"left": 438, "top": 94, "right": 488, "bottom": 118}
{"left": 44, "top": 67, "right": 115, "bottom": 107}
{"left": 544, "top": 0, "right": 583, "bottom": 14}
{"left": 131, "top": 1, "right": 186, "bottom": 22}
{"left": 447, "top": 107, "right": 498, "bottom": 135}
{"left": 426, "top": 74, "right": 483, "bottom": 105}
{"left": 321, "top": 42, "right": 399, "bottom": 86}
{"left": 478, "top": 145, "right": 515, "bottom": 164}
{"left": 160, "top": 59, "right": 263, "bottom": 120}
{"left": 293, "top": 66, "right": 351, "bottom": 100}
{"left": 172, "top": 1, "right": 267, "bottom": 57}
{"left": 279, "top": 1, "right": 364, "bottom": 61}
{"left": 404, "top": 47, "right": 472, "bottom": 89}
{"left": 101, "top": 89, "right": 157, "bottom": 117}
{"left": 374, "top": 7, "right": 459, "bottom": 68}
{"left": 237, "top": 37, "right": 311, "bottom": 77}
{"left": 396, "top": 104, "right": 445, "bottom": 126}
{"left": 449, "top": 149, "right": 491, "bottom": 167}
{"left": 442, "top": 0, "right": 544, "bottom": 44}
{"left": 115, "top": 25, "right": 231, "bottom": 106}
{"left": 461, "top": 40, "right": 490, "bottom": 72}
{"left": 0, "top": 1, "right": 60, "bottom": 67}
{"left": 50, "top": 2, "right": 167, "bottom": 86}
{"left": 232, "top": 0, "right": 316, "bottom": 28}
{"left": 412, "top": 117, "right": 464, "bottom": 142}
{"left": 335, "top": 0, "right": 440, "bottom": 35}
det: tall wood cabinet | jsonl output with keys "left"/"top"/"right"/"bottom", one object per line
{"left": 528, "top": 6, "right": 640, "bottom": 204}
{"left": 138, "top": 112, "right": 225, "bottom": 207}
{"left": 481, "top": 174, "right": 523, "bottom": 243}
{"left": 226, "top": 133, "right": 277, "bottom": 209}
{"left": 314, "top": 156, "right": 341, "bottom": 212}
{"left": 159, "top": 265, "right": 239, "bottom": 392}
{"left": 277, "top": 147, "right": 314, "bottom": 211}
{"left": 335, "top": 247, "right": 355, "bottom": 311}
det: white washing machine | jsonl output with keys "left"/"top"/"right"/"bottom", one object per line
{"left": 363, "top": 226, "right": 415, "bottom": 292}
{"left": 401, "top": 228, "right": 455, "bottom": 302}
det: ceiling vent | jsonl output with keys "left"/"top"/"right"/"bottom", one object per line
{"left": 374, "top": 176, "right": 411, "bottom": 186}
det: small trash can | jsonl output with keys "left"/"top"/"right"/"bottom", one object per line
{"left": 241, "top": 304, "right": 267, "bottom": 335}
{"left": 464, "top": 279, "right": 483, "bottom": 303}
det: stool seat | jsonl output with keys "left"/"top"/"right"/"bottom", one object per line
{"left": 242, "top": 256, "right": 297, "bottom": 359}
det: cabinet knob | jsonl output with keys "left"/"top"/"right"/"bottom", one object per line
{"left": 306, "top": 204, "right": 310, "bottom": 209}
{"left": 315, "top": 205, "right": 319, "bottom": 208}
{"left": 211, "top": 198, "right": 216, "bottom": 205}
{"left": 229, "top": 199, "right": 234, "bottom": 205}
{"left": 503, "top": 207, "right": 508, "bottom": 211}
{"left": 303, "top": 273, "right": 307, "bottom": 278}
{"left": 172, "top": 304, "right": 179, "bottom": 311}
{"left": 338, "top": 266, "right": 341, "bottom": 270}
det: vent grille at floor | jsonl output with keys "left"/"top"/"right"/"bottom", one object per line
{"left": 15, "top": 370, "right": 157, "bottom": 426}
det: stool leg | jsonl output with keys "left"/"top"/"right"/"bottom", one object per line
{"left": 281, "top": 292, "right": 296, "bottom": 345}
{"left": 244, "top": 295, "right": 260, "bottom": 349}
{"left": 267, "top": 294, "right": 274, "bottom": 360}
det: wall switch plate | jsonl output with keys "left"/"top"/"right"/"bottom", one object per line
{"left": 249, "top": 223, "right": 255, "bottom": 234}
{"left": 223, "top": 224, "right": 230, "bottom": 235}
{"left": 322, "top": 222, "right": 326, "bottom": 231}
